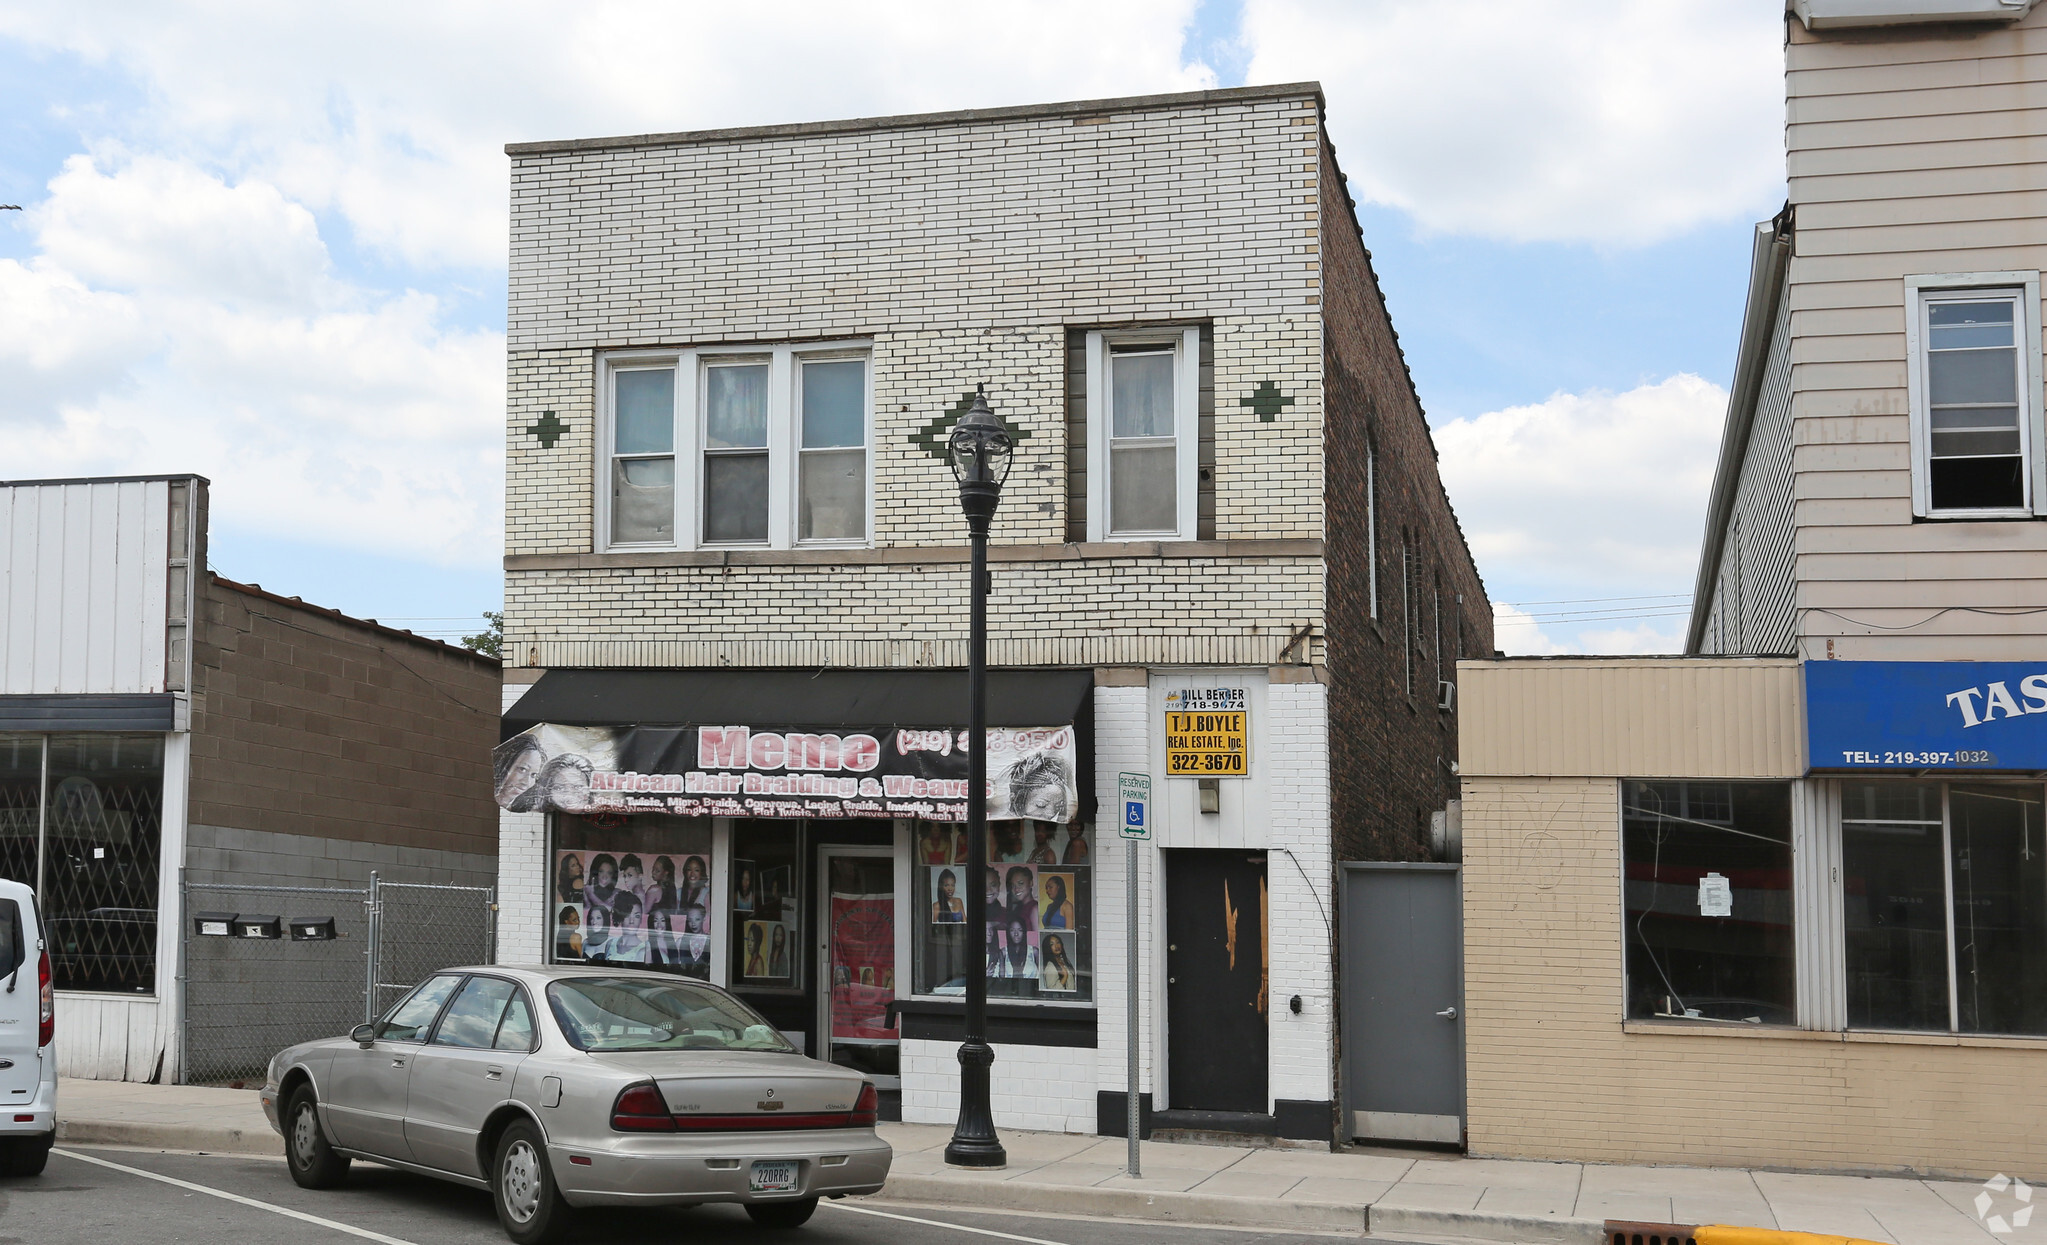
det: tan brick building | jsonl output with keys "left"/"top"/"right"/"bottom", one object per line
{"left": 496, "top": 84, "right": 1488, "bottom": 1143}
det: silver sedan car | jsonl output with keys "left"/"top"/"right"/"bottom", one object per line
{"left": 261, "top": 965, "right": 892, "bottom": 1244}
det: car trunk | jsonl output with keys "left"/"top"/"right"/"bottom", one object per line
{"left": 588, "top": 1051, "right": 865, "bottom": 1121}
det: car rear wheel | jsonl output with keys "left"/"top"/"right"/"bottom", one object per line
{"left": 0, "top": 1132, "right": 51, "bottom": 1177}
{"left": 746, "top": 1197, "right": 819, "bottom": 1229}
{"left": 492, "top": 1120, "right": 572, "bottom": 1245}
{"left": 284, "top": 1087, "right": 350, "bottom": 1189}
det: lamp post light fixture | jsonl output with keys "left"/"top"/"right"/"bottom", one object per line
{"left": 943, "top": 384, "right": 1013, "bottom": 1169}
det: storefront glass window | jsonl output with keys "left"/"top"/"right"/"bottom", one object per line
{"left": 1843, "top": 781, "right": 2047, "bottom": 1036}
{"left": 913, "top": 821, "right": 1092, "bottom": 1003}
{"left": 1622, "top": 781, "right": 1793, "bottom": 1024}
{"left": 730, "top": 820, "right": 802, "bottom": 990}
{"left": 550, "top": 813, "right": 713, "bottom": 979}
{"left": 1842, "top": 781, "right": 1950, "bottom": 1031}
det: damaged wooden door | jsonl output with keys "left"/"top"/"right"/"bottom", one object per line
{"left": 1164, "top": 850, "right": 1268, "bottom": 1113}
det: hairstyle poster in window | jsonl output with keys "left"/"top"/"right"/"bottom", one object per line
{"left": 929, "top": 866, "right": 965, "bottom": 924}
{"left": 1000, "top": 864, "right": 1039, "bottom": 931}
{"left": 761, "top": 866, "right": 792, "bottom": 920}
{"left": 916, "top": 823, "right": 959, "bottom": 866}
{"left": 553, "top": 904, "right": 584, "bottom": 961}
{"left": 1038, "top": 932, "right": 1080, "bottom": 993}
{"left": 1059, "top": 823, "right": 1089, "bottom": 865}
{"left": 733, "top": 858, "right": 757, "bottom": 912}
{"left": 993, "top": 920, "right": 1039, "bottom": 981}
{"left": 1037, "top": 871, "right": 1077, "bottom": 930}
{"left": 551, "top": 815, "right": 714, "bottom": 980}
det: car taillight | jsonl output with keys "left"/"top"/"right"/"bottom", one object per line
{"left": 37, "top": 950, "right": 53, "bottom": 1047}
{"left": 610, "top": 1082, "right": 675, "bottom": 1132}
{"left": 851, "top": 1082, "right": 878, "bottom": 1127}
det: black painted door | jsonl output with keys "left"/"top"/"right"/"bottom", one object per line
{"left": 1164, "top": 850, "right": 1268, "bottom": 1113}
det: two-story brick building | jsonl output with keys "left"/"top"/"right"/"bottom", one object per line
{"left": 495, "top": 84, "right": 1489, "bottom": 1144}
{"left": 1460, "top": 0, "right": 2047, "bottom": 1176}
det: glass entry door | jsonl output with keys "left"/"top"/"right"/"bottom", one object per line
{"left": 817, "top": 847, "right": 899, "bottom": 1088}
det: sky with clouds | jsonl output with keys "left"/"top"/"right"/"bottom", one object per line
{"left": 0, "top": 0, "right": 1787, "bottom": 652}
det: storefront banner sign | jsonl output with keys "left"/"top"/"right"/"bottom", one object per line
{"left": 1806, "top": 660, "right": 2047, "bottom": 770}
{"left": 495, "top": 722, "right": 1078, "bottom": 822}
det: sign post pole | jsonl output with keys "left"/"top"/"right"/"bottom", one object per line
{"left": 1118, "top": 771, "right": 1151, "bottom": 1178}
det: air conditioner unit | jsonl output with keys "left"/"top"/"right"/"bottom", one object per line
{"left": 1437, "top": 680, "right": 1456, "bottom": 712}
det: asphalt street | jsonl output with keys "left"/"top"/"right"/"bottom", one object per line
{"left": 0, "top": 1147, "right": 1432, "bottom": 1245}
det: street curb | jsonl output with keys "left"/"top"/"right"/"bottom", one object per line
{"left": 1370, "top": 1206, "right": 1605, "bottom": 1245}
{"left": 878, "top": 1172, "right": 1609, "bottom": 1244}
{"left": 879, "top": 1172, "right": 1366, "bottom": 1233}
{"left": 57, "top": 1118, "right": 282, "bottom": 1158}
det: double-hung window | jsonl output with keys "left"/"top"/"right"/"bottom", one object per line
{"left": 601, "top": 342, "right": 871, "bottom": 550}
{"left": 1084, "top": 328, "right": 1199, "bottom": 540}
{"left": 1906, "top": 274, "right": 2044, "bottom": 518}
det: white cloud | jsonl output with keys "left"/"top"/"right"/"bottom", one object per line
{"left": 0, "top": 153, "right": 503, "bottom": 564}
{"left": 1, "top": 1, "right": 1216, "bottom": 271}
{"left": 1437, "top": 373, "right": 1726, "bottom": 600}
{"left": 1243, "top": 0, "right": 1784, "bottom": 245}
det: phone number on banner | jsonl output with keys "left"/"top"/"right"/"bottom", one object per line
{"left": 1835, "top": 749, "right": 1997, "bottom": 767}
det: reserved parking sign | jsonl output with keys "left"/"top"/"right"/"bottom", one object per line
{"left": 1118, "top": 772, "right": 1150, "bottom": 839}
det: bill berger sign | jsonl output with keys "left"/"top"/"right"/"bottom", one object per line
{"left": 494, "top": 722, "right": 1077, "bottom": 823}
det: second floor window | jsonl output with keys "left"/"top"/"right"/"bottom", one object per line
{"left": 602, "top": 343, "right": 871, "bottom": 551}
{"left": 1907, "top": 277, "right": 2041, "bottom": 518}
{"left": 1084, "top": 328, "right": 1199, "bottom": 540}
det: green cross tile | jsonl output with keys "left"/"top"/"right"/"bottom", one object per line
{"left": 1239, "top": 380, "right": 1296, "bottom": 422}
{"left": 526, "top": 410, "right": 567, "bottom": 448}
{"left": 910, "top": 391, "right": 1031, "bottom": 460}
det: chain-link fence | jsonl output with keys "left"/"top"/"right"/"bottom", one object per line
{"left": 180, "top": 880, "right": 370, "bottom": 1086}
{"left": 180, "top": 873, "right": 497, "bottom": 1086}
{"left": 370, "top": 880, "right": 497, "bottom": 1019}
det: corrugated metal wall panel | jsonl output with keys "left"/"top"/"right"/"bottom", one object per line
{"left": 0, "top": 480, "right": 174, "bottom": 696}
{"left": 1702, "top": 284, "right": 1799, "bottom": 657}
{"left": 1458, "top": 658, "right": 1805, "bottom": 779}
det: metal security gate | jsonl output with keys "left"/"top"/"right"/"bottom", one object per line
{"left": 179, "top": 872, "right": 496, "bottom": 1085}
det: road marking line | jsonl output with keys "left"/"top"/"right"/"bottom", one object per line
{"left": 827, "top": 1200, "right": 1073, "bottom": 1245}
{"left": 51, "top": 1148, "right": 423, "bottom": 1245}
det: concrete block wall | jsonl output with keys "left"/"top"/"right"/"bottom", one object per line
{"left": 900, "top": 1038, "right": 1098, "bottom": 1134}
{"left": 179, "top": 823, "right": 497, "bottom": 1084}
{"left": 188, "top": 577, "right": 502, "bottom": 857}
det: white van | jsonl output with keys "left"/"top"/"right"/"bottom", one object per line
{"left": 0, "top": 880, "right": 54, "bottom": 1176}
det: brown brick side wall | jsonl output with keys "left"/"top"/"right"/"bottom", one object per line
{"left": 187, "top": 577, "right": 502, "bottom": 856}
{"left": 1319, "top": 137, "right": 1493, "bottom": 862}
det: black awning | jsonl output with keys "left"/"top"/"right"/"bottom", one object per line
{"left": 502, "top": 668, "right": 1094, "bottom": 735}
{"left": 0, "top": 694, "right": 176, "bottom": 733}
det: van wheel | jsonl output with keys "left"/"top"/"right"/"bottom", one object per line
{"left": 746, "top": 1198, "right": 819, "bottom": 1229}
{"left": 492, "top": 1120, "right": 572, "bottom": 1245}
{"left": 284, "top": 1086, "right": 350, "bottom": 1189}
{"left": 0, "top": 1132, "right": 50, "bottom": 1177}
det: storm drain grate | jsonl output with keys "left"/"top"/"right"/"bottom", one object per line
{"left": 1605, "top": 1224, "right": 1699, "bottom": 1245}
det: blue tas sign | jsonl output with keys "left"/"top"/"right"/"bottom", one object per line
{"left": 1805, "top": 661, "right": 2047, "bottom": 771}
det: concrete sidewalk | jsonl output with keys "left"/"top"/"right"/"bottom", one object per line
{"left": 51, "top": 1078, "right": 2019, "bottom": 1244}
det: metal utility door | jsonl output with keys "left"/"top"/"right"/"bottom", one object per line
{"left": 1341, "top": 863, "right": 1463, "bottom": 1144}
{"left": 1164, "top": 850, "right": 1268, "bottom": 1114}
{"left": 816, "top": 847, "right": 899, "bottom": 1089}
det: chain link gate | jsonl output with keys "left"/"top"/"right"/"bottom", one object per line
{"left": 179, "top": 871, "right": 497, "bottom": 1086}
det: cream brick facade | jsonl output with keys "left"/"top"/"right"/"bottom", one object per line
{"left": 503, "top": 88, "right": 1327, "bottom": 667}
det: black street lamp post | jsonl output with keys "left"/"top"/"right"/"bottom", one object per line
{"left": 944, "top": 385, "right": 1013, "bottom": 1169}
